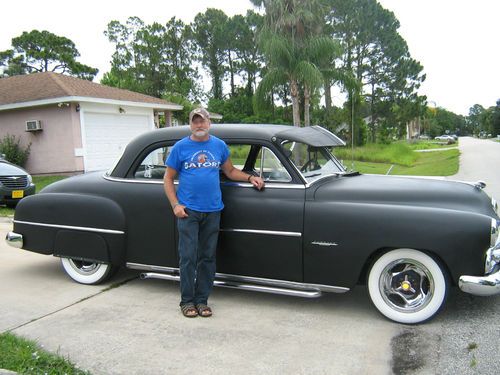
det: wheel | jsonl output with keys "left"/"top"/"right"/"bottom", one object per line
{"left": 60, "top": 257, "right": 115, "bottom": 285}
{"left": 367, "top": 249, "right": 449, "bottom": 324}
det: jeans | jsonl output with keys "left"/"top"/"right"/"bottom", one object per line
{"left": 177, "top": 208, "right": 221, "bottom": 306}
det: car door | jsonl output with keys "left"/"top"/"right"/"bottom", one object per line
{"left": 217, "top": 143, "right": 305, "bottom": 282}
{"left": 110, "top": 143, "right": 178, "bottom": 268}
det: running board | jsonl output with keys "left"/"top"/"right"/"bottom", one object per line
{"left": 140, "top": 272, "right": 322, "bottom": 298}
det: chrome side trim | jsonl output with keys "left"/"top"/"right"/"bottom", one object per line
{"left": 220, "top": 228, "right": 302, "bottom": 237}
{"left": 103, "top": 175, "right": 171, "bottom": 185}
{"left": 13, "top": 220, "right": 125, "bottom": 235}
{"left": 127, "top": 262, "right": 350, "bottom": 294}
{"left": 222, "top": 181, "right": 305, "bottom": 189}
{"left": 311, "top": 241, "right": 338, "bottom": 247}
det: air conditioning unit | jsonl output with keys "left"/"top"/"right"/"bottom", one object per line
{"left": 26, "top": 120, "right": 42, "bottom": 132}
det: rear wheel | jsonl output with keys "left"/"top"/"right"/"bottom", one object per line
{"left": 367, "top": 249, "right": 449, "bottom": 324}
{"left": 60, "top": 257, "right": 115, "bottom": 285}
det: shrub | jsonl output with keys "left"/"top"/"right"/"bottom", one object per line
{"left": 0, "top": 134, "right": 31, "bottom": 167}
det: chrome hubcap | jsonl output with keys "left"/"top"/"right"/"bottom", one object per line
{"left": 68, "top": 259, "right": 100, "bottom": 275}
{"left": 379, "top": 259, "right": 434, "bottom": 313}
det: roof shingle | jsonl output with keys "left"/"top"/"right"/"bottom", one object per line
{"left": 0, "top": 72, "right": 180, "bottom": 108}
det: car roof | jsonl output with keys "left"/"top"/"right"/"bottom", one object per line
{"left": 111, "top": 124, "right": 345, "bottom": 177}
{"left": 129, "top": 123, "right": 344, "bottom": 149}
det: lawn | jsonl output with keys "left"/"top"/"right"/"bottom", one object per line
{"left": 345, "top": 149, "right": 459, "bottom": 176}
{"left": 0, "top": 332, "right": 90, "bottom": 375}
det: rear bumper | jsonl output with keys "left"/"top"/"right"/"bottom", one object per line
{"left": 5, "top": 231, "right": 23, "bottom": 249}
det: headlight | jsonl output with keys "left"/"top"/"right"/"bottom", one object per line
{"left": 492, "top": 197, "right": 498, "bottom": 215}
{"left": 27, "top": 174, "right": 33, "bottom": 184}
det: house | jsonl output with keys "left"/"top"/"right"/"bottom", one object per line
{"left": 0, "top": 72, "right": 183, "bottom": 174}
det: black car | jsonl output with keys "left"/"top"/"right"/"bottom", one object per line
{"left": 0, "top": 156, "right": 36, "bottom": 207}
{"left": 5, "top": 124, "right": 500, "bottom": 324}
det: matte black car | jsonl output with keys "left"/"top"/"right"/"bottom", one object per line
{"left": 5, "top": 124, "right": 500, "bottom": 324}
{"left": 0, "top": 157, "right": 36, "bottom": 207}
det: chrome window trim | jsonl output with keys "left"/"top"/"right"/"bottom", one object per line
{"left": 220, "top": 228, "right": 302, "bottom": 237}
{"left": 127, "top": 262, "right": 350, "bottom": 293}
{"left": 13, "top": 220, "right": 125, "bottom": 235}
{"left": 104, "top": 174, "right": 305, "bottom": 189}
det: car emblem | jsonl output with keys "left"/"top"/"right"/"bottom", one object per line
{"left": 8, "top": 176, "right": 20, "bottom": 180}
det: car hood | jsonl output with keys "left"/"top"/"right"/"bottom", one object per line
{"left": 0, "top": 161, "right": 27, "bottom": 175}
{"left": 314, "top": 174, "right": 497, "bottom": 218}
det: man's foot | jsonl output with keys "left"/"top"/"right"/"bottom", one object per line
{"left": 180, "top": 303, "right": 198, "bottom": 318}
{"left": 196, "top": 304, "right": 213, "bottom": 317}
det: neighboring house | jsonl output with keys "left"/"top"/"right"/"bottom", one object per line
{"left": 0, "top": 72, "right": 183, "bottom": 174}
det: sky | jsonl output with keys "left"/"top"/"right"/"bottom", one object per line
{"left": 1, "top": 0, "right": 499, "bottom": 116}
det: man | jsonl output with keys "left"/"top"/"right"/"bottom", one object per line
{"left": 164, "top": 108, "right": 265, "bottom": 318}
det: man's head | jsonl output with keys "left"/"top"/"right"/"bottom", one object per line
{"left": 189, "top": 107, "right": 211, "bottom": 140}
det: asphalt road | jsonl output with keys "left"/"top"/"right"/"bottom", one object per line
{"left": 1, "top": 136, "right": 499, "bottom": 375}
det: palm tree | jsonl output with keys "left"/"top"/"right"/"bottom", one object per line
{"left": 252, "top": 0, "right": 340, "bottom": 127}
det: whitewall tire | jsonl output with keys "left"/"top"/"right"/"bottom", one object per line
{"left": 367, "top": 249, "right": 449, "bottom": 324}
{"left": 60, "top": 257, "right": 114, "bottom": 285}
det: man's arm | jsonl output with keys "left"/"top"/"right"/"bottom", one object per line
{"left": 163, "top": 167, "right": 188, "bottom": 218}
{"left": 221, "top": 158, "right": 265, "bottom": 190}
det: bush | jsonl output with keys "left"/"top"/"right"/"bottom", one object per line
{"left": 0, "top": 134, "right": 31, "bottom": 167}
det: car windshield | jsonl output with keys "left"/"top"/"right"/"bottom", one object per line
{"left": 281, "top": 140, "right": 346, "bottom": 183}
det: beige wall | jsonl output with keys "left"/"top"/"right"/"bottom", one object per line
{"left": 0, "top": 104, "right": 83, "bottom": 174}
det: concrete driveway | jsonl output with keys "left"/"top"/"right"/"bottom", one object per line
{"left": 1, "top": 136, "right": 499, "bottom": 375}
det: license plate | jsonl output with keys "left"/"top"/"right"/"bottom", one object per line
{"left": 12, "top": 190, "right": 24, "bottom": 198}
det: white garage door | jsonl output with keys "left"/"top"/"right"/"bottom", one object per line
{"left": 84, "top": 112, "right": 152, "bottom": 172}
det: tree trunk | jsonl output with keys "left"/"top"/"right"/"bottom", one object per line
{"left": 228, "top": 51, "right": 235, "bottom": 97}
{"left": 290, "top": 79, "right": 301, "bottom": 127}
{"left": 304, "top": 84, "right": 311, "bottom": 127}
{"left": 324, "top": 77, "right": 332, "bottom": 111}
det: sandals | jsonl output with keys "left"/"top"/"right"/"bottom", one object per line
{"left": 180, "top": 303, "right": 198, "bottom": 318}
{"left": 180, "top": 303, "right": 213, "bottom": 318}
{"left": 196, "top": 304, "right": 213, "bottom": 317}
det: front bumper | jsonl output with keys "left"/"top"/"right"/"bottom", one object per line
{"left": 459, "top": 241, "right": 500, "bottom": 296}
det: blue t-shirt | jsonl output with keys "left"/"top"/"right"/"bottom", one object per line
{"left": 166, "top": 135, "right": 230, "bottom": 212}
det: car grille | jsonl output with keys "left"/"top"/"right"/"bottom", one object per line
{"left": 0, "top": 175, "right": 28, "bottom": 189}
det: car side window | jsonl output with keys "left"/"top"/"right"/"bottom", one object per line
{"left": 134, "top": 146, "right": 173, "bottom": 180}
{"left": 255, "top": 147, "right": 292, "bottom": 182}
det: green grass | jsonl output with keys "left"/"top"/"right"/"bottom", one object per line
{"left": 34, "top": 175, "right": 68, "bottom": 193}
{"left": 346, "top": 149, "right": 459, "bottom": 176}
{"left": 333, "top": 142, "right": 418, "bottom": 167}
{"left": 405, "top": 139, "right": 458, "bottom": 150}
{"left": 0, "top": 175, "right": 67, "bottom": 217}
{"left": 0, "top": 332, "right": 90, "bottom": 375}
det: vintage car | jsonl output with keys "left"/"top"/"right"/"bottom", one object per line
{"left": 0, "top": 156, "right": 36, "bottom": 207}
{"left": 5, "top": 124, "right": 500, "bottom": 324}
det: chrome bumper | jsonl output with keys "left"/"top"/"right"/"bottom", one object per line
{"left": 5, "top": 231, "right": 23, "bottom": 249}
{"left": 459, "top": 269, "right": 500, "bottom": 296}
{"left": 459, "top": 241, "right": 500, "bottom": 296}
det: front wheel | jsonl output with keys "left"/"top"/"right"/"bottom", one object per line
{"left": 367, "top": 249, "right": 449, "bottom": 324}
{"left": 60, "top": 257, "right": 115, "bottom": 285}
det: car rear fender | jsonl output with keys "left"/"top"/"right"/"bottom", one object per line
{"left": 13, "top": 193, "right": 126, "bottom": 265}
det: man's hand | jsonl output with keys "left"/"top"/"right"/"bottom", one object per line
{"left": 249, "top": 175, "right": 265, "bottom": 190}
{"left": 173, "top": 204, "right": 189, "bottom": 218}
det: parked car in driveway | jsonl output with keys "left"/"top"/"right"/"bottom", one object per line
{"left": 5, "top": 124, "right": 500, "bottom": 324}
{"left": 0, "top": 156, "right": 36, "bottom": 207}
{"left": 434, "top": 135, "right": 456, "bottom": 144}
